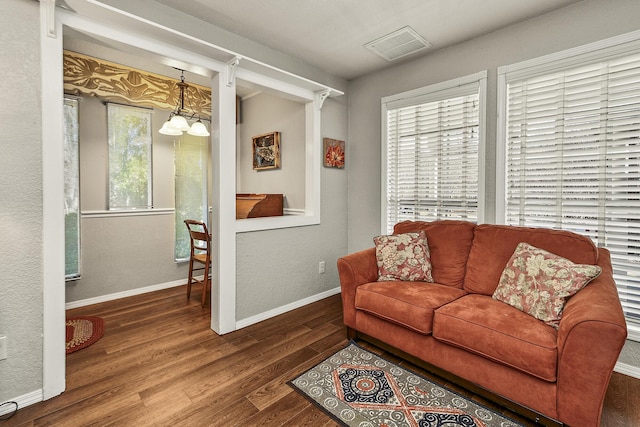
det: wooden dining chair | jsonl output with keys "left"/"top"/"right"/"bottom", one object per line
{"left": 184, "top": 219, "right": 211, "bottom": 307}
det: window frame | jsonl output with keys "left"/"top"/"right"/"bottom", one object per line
{"left": 174, "top": 134, "right": 209, "bottom": 262}
{"left": 63, "top": 96, "right": 81, "bottom": 280}
{"left": 497, "top": 30, "right": 640, "bottom": 341}
{"left": 381, "top": 71, "right": 487, "bottom": 234}
{"left": 107, "top": 103, "right": 154, "bottom": 211}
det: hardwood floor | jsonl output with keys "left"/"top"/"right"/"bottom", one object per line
{"left": 4, "top": 286, "right": 639, "bottom": 426}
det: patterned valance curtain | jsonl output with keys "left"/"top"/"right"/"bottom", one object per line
{"left": 63, "top": 50, "right": 211, "bottom": 119}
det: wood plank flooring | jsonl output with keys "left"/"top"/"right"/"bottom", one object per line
{"left": 3, "top": 286, "right": 639, "bottom": 426}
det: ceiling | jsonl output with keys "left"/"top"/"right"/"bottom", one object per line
{"left": 153, "top": 0, "right": 581, "bottom": 80}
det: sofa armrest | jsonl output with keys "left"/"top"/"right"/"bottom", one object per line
{"left": 337, "top": 247, "right": 378, "bottom": 328}
{"left": 556, "top": 248, "right": 627, "bottom": 427}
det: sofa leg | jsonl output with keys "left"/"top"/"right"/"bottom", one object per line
{"left": 346, "top": 327, "right": 357, "bottom": 340}
{"left": 348, "top": 329, "right": 564, "bottom": 427}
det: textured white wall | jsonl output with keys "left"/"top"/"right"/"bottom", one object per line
{"left": 0, "top": 0, "right": 44, "bottom": 403}
{"left": 347, "top": 0, "right": 640, "bottom": 253}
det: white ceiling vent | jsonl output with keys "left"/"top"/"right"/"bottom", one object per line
{"left": 364, "top": 26, "right": 432, "bottom": 62}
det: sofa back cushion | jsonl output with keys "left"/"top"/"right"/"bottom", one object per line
{"left": 463, "top": 224, "right": 600, "bottom": 295}
{"left": 393, "top": 220, "right": 476, "bottom": 288}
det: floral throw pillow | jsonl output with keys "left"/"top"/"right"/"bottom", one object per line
{"left": 373, "top": 231, "right": 433, "bottom": 282}
{"left": 492, "top": 242, "right": 602, "bottom": 329}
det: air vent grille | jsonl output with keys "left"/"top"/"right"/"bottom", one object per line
{"left": 364, "top": 26, "right": 432, "bottom": 61}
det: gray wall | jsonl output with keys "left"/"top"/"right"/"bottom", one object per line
{"left": 347, "top": 0, "right": 640, "bottom": 253}
{"left": 66, "top": 96, "right": 189, "bottom": 303}
{"left": 237, "top": 93, "right": 306, "bottom": 210}
{"left": 0, "top": 0, "right": 43, "bottom": 403}
{"left": 236, "top": 96, "right": 348, "bottom": 320}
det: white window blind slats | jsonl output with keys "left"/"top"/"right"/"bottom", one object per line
{"left": 385, "top": 91, "right": 479, "bottom": 232}
{"left": 504, "top": 50, "right": 640, "bottom": 331}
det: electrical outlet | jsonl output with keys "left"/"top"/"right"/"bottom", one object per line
{"left": 0, "top": 336, "right": 6, "bottom": 360}
{"left": 319, "top": 261, "right": 326, "bottom": 274}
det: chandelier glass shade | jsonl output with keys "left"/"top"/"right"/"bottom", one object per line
{"left": 159, "top": 70, "right": 210, "bottom": 137}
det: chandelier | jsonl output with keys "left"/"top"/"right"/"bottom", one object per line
{"left": 159, "top": 70, "right": 210, "bottom": 137}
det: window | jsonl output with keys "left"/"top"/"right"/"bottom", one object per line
{"left": 107, "top": 104, "right": 153, "bottom": 209}
{"left": 382, "top": 72, "right": 487, "bottom": 233}
{"left": 498, "top": 38, "right": 640, "bottom": 339}
{"left": 174, "top": 135, "right": 209, "bottom": 261}
{"left": 64, "top": 97, "right": 80, "bottom": 279}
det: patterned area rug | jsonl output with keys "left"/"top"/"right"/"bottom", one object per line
{"left": 66, "top": 316, "right": 104, "bottom": 354}
{"left": 289, "top": 342, "right": 524, "bottom": 427}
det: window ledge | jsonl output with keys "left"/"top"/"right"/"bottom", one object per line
{"left": 81, "top": 208, "right": 175, "bottom": 218}
{"left": 236, "top": 212, "right": 319, "bottom": 233}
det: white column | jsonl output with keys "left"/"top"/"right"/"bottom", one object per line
{"left": 210, "top": 71, "right": 237, "bottom": 334}
{"left": 40, "top": 0, "right": 66, "bottom": 399}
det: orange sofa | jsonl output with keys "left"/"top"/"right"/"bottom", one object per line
{"left": 338, "top": 220, "right": 627, "bottom": 426}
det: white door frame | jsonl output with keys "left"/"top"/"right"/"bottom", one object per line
{"left": 40, "top": 0, "right": 335, "bottom": 398}
{"left": 39, "top": 3, "right": 238, "bottom": 397}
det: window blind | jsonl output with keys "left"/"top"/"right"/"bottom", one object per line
{"left": 384, "top": 88, "right": 480, "bottom": 233}
{"left": 107, "top": 104, "right": 153, "bottom": 209}
{"left": 174, "top": 135, "right": 209, "bottom": 261}
{"left": 503, "top": 52, "right": 640, "bottom": 334}
{"left": 63, "top": 97, "right": 80, "bottom": 279}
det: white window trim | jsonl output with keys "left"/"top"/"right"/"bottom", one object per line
{"left": 496, "top": 29, "right": 640, "bottom": 341}
{"left": 80, "top": 208, "right": 175, "bottom": 218}
{"left": 380, "top": 71, "right": 488, "bottom": 234}
{"left": 234, "top": 95, "right": 322, "bottom": 233}
{"left": 107, "top": 103, "right": 154, "bottom": 210}
{"left": 496, "top": 28, "right": 640, "bottom": 224}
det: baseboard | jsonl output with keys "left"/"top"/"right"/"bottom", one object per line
{"left": 65, "top": 278, "right": 187, "bottom": 309}
{"left": 0, "top": 389, "right": 43, "bottom": 416}
{"left": 614, "top": 362, "right": 640, "bottom": 380}
{"left": 67, "top": 282, "right": 340, "bottom": 331}
{"left": 235, "top": 287, "right": 341, "bottom": 330}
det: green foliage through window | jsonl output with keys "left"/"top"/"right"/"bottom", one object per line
{"left": 108, "top": 104, "right": 153, "bottom": 209}
{"left": 175, "top": 135, "right": 208, "bottom": 261}
{"left": 64, "top": 97, "right": 80, "bottom": 279}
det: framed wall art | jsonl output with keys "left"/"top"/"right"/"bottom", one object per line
{"left": 323, "top": 138, "right": 345, "bottom": 168}
{"left": 252, "top": 131, "right": 281, "bottom": 170}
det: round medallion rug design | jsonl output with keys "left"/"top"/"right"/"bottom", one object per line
{"left": 289, "top": 342, "right": 524, "bottom": 427}
{"left": 66, "top": 316, "right": 104, "bottom": 354}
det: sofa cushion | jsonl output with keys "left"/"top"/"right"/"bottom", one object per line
{"left": 355, "top": 281, "right": 467, "bottom": 335}
{"left": 464, "top": 224, "right": 599, "bottom": 296}
{"left": 433, "top": 294, "right": 559, "bottom": 382}
{"left": 393, "top": 220, "right": 476, "bottom": 288}
{"left": 373, "top": 231, "right": 433, "bottom": 282}
{"left": 493, "top": 242, "right": 602, "bottom": 329}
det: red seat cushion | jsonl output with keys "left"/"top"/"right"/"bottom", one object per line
{"left": 355, "top": 281, "right": 467, "bottom": 335}
{"left": 433, "top": 294, "right": 558, "bottom": 382}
